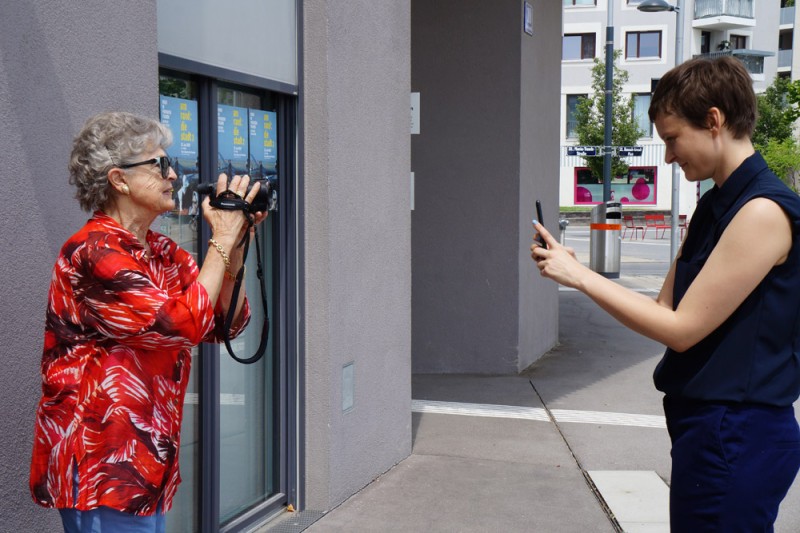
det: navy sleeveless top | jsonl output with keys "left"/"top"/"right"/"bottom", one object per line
{"left": 653, "top": 152, "right": 800, "bottom": 406}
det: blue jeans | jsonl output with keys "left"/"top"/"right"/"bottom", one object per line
{"left": 60, "top": 506, "right": 166, "bottom": 533}
{"left": 664, "top": 398, "right": 800, "bottom": 532}
{"left": 60, "top": 464, "right": 166, "bottom": 533}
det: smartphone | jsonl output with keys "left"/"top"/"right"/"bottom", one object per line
{"left": 535, "top": 200, "right": 547, "bottom": 249}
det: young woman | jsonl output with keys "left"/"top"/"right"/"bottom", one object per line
{"left": 532, "top": 57, "right": 800, "bottom": 531}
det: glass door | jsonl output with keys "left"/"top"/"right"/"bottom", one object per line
{"left": 216, "top": 85, "right": 280, "bottom": 525}
{"left": 158, "top": 68, "right": 288, "bottom": 533}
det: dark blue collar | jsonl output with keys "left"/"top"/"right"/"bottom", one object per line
{"left": 710, "top": 151, "right": 768, "bottom": 221}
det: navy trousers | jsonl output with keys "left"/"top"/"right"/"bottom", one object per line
{"left": 664, "top": 398, "right": 800, "bottom": 532}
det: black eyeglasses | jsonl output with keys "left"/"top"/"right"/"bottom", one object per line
{"left": 117, "top": 155, "right": 173, "bottom": 179}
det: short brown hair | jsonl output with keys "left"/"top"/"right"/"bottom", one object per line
{"left": 648, "top": 56, "right": 757, "bottom": 140}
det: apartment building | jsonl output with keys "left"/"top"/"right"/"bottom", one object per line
{"left": 561, "top": 0, "right": 796, "bottom": 215}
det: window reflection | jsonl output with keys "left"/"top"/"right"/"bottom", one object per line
{"left": 217, "top": 85, "right": 279, "bottom": 525}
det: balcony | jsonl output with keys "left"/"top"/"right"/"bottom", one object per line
{"left": 778, "top": 49, "right": 793, "bottom": 70}
{"left": 693, "top": 49, "right": 773, "bottom": 75}
{"left": 693, "top": 0, "right": 755, "bottom": 30}
{"left": 781, "top": 6, "right": 795, "bottom": 27}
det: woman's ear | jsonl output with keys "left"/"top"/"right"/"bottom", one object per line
{"left": 706, "top": 107, "right": 724, "bottom": 134}
{"left": 107, "top": 167, "right": 129, "bottom": 194}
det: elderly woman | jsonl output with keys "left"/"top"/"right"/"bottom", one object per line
{"left": 30, "top": 111, "right": 267, "bottom": 532}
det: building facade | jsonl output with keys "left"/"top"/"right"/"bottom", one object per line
{"left": 0, "top": 1, "right": 561, "bottom": 531}
{"left": 560, "top": 0, "right": 793, "bottom": 215}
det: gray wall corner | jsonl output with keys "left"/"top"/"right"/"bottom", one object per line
{"left": 411, "top": 0, "right": 562, "bottom": 374}
{"left": 302, "top": 0, "right": 412, "bottom": 511}
{"left": 517, "top": 0, "right": 563, "bottom": 371}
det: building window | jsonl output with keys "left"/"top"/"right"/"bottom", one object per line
{"left": 633, "top": 93, "right": 652, "bottom": 138}
{"left": 626, "top": 31, "right": 662, "bottom": 59}
{"left": 563, "top": 33, "right": 596, "bottom": 60}
{"left": 566, "top": 95, "right": 585, "bottom": 138}
{"left": 575, "top": 166, "right": 657, "bottom": 204}
{"left": 730, "top": 34, "right": 747, "bottom": 50}
{"left": 563, "top": 0, "right": 596, "bottom": 5}
{"left": 779, "top": 31, "right": 792, "bottom": 51}
{"left": 701, "top": 31, "right": 711, "bottom": 54}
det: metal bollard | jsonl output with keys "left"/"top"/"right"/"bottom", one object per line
{"left": 559, "top": 219, "right": 569, "bottom": 246}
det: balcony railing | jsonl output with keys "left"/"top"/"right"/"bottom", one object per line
{"left": 778, "top": 49, "right": 793, "bottom": 69}
{"left": 694, "top": 49, "right": 773, "bottom": 74}
{"left": 781, "top": 6, "right": 795, "bottom": 26}
{"left": 694, "top": 0, "right": 754, "bottom": 20}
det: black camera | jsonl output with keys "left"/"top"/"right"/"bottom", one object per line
{"left": 196, "top": 177, "right": 277, "bottom": 213}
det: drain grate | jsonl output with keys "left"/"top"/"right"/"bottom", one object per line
{"left": 256, "top": 510, "right": 325, "bottom": 533}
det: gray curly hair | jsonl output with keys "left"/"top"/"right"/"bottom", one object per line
{"left": 69, "top": 111, "right": 172, "bottom": 212}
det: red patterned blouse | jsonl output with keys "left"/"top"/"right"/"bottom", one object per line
{"left": 30, "top": 211, "right": 249, "bottom": 515}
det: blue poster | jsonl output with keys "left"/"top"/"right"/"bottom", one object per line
{"left": 217, "top": 104, "right": 249, "bottom": 175}
{"left": 159, "top": 96, "right": 199, "bottom": 216}
{"left": 248, "top": 109, "right": 278, "bottom": 177}
{"left": 159, "top": 96, "right": 198, "bottom": 164}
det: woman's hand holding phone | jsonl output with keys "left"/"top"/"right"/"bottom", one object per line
{"left": 530, "top": 210, "right": 583, "bottom": 289}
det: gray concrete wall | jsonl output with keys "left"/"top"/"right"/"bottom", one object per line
{"left": 518, "top": 1, "right": 562, "bottom": 371}
{"left": 411, "top": 0, "right": 560, "bottom": 373}
{"left": 0, "top": 1, "right": 158, "bottom": 530}
{"left": 302, "top": 0, "right": 413, "bottom": 511}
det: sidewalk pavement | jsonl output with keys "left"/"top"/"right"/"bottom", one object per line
{"left": 265, "top": 252, "right": 800, "bottom": 532}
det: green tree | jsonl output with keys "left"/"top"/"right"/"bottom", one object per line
{"left": 753, "top": 75, "right": 800, "bottom": 190}
{"left": 760, "top": 138, "right": 800, "bottom": 191}
{"left": 573, "top": 50, "right": 644, "bottom": 183}
{"left": 753, "top": 76, "right": 799, "bottom": 148}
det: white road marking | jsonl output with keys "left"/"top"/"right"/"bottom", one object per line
{"left": 411, "top": 399, "right": 666, "bottom": 429}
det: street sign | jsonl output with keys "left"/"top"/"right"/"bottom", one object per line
{"left": 566, "top": 146, "right": 599, "bottom": 156}
{"left": 617, "top": 146, "right": 643, "bottom": 157}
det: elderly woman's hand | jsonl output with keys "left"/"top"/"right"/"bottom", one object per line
{"left": 530, "top": 220, "right": 585, "bottom": 290}
{"left": 202, "top": 173, "right": 268, "bottom": 245}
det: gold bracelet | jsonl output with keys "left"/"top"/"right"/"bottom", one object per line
{"left": 208, "top": 238, "right": 231, "bottom": 270}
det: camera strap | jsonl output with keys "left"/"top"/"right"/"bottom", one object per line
{"left": 221, "top": 214, "right": 270, "bottom": 364}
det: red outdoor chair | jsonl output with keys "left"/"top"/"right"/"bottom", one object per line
{"left": 644, "top": 214, "right": 670, "bottom": 239}
{"left": 622, "top": 215, "right": 644, "bottom": 240}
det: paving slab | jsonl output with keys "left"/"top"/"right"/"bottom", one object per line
{"left": 303, "top": 451, "right": 613, "bottom": 533}
{"left": 588, "top": 471, "right": 669, "bottom": 533}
